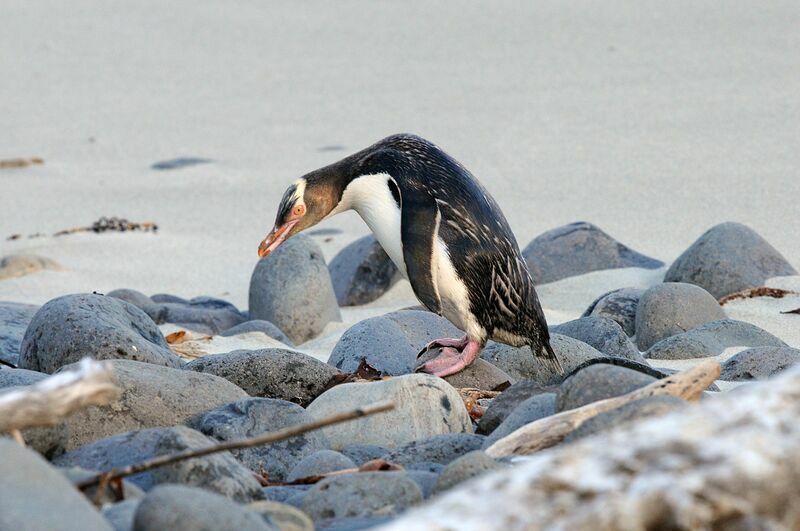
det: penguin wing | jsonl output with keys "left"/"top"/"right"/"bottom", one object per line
{"left": 400, "top": 188, "right": 442, "bottom": 314}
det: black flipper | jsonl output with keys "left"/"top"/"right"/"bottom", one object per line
{"left": 400, "top": 189, "right": 442, "bottom": 314}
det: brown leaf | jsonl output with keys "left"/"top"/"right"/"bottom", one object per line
{"left": 354, "top": 358, "right": 383, "bottom": 380}
{"left": 165, "top": 331, "right": 188, "bottom": 344}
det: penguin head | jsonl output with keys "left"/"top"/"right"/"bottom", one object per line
{"left": 258, "top": 171, "right": 343, "bottom": 257}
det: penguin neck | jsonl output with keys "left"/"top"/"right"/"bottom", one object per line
{"left": 327, "top": 173, "right": 408, "bottom": 278}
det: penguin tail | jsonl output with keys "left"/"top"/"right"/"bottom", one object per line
{"left": 534, "top": 340, "right": 564, "bottom": 376}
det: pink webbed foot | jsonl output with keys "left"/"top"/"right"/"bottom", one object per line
{"left": 416, "top": 336, "right": 469, "bottom": 359}
{"left": 415, "top": 339, "right": 482, "bottom": 378}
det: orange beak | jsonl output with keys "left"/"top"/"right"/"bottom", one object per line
{"left": 258, "top": 220, "right": 299, "bottom": 258}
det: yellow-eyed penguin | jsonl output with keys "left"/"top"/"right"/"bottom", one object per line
{"left": 258, "top": 134, "right": 563, "bottom": 378}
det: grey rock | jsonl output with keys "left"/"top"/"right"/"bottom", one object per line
{"left": 645, "top": 319, "right": 787, "bottom": 360}
{"left": 329, "top": 235, "right": 401, "bottom": 306}
{"left": 306, "top": 374, "right": 472, "bottom": 449}
{"left": 537, "top": 334, "right": 606, "bottom": 386}
{"left": 556, "top": 363, "right": 657, "bottom": 412}
{"left": 482, "top": 393, "right": 557, "bottom": 447}
{"left": 18, "top": 294, "right": 181, "bottom": 373}
{"left": 316, "top": 517, "right": 394, "bottom": 531}
{"left": 55, "top": 426, "right": 263, "bottom": 502}
{"left": 0, "top": 366, "right": 47, "bottom": 387}
{"left": 564, "top": 396, "right": 686, "bottom": 442}
{"left": 476, "top": 380, "right": 552, "bottom": 435}
{"left": 249, "top": 234, "right": 341, "bottom": 344}
{"left": 103, "top": 500, "right": 140, "bottom": 531}
{"left": 522, "top": 222, "right": 663, "bottom": 285}
{"left": 247, "top": 500, "right": 314, "bottom": 531}
{"left": 261, "top": 485, "right": 311, "bottom": 503}
{"left": 0, "top": 439, "right": 112, "bottom": 531}
{"left": 185, "top": 348, "right": 341, "bottom": 407}
{"left": 551, "top": 316, "right": 644, "bottom": 362}
{"left": 150, "top": 293, "right": 188, "bottom": 304}
{"left": 132, "top": 485, "right": 274, "bottom": 531}
{"left": 340, "top": 444, "right": 390, "bottom": 466}
{"left": 379, "top": 433, "right": 485, "bottom": 467}
{"left": 328, "top": 310, "right": 460, "bottom": 376}
{"left": 719, "top": 346, "right": 800, "bottom": 381}
{"left": 221, "top": 320, "right": 293, "bottom": 346}
{"left": 188, "top": 398, "right": 330, "bottom": 481}
{"left": 188, "top": 398, "right": 329, "bottom": 480}
{"left": 60, "top": 359, "right": 247, "bottom": 451}
{"left": 582, "top": 288, "right": 644, "bottom": 336}
{"left": 142, "top": 301, "right": 246, "bottom": 335}
{"left": 0, "top": 301, "right": 39, "bottom": 366}
{"left": 287, "top": 450, "right": 356, "bottom": 481}
{"left": 635, "top": 282, "right": 726, "bottom": 351}
{"left": 405, "top": 462, "right": 444, "bottom": 473}
{"left": 300, "top": 472, "right": 422, "bottom": 521}
{"left": 418, "top": 350, "right": 514, "bottom": 389}
{"left": 262, "top": 486, "right": 311, "bottom": 503}
{"left": 406, "top": 471, "right": 439, "bottom": 498}
{"left": 433, "top": 451, "right": 505, "bottom": 494}
{"left": 106, "top": 289, "right": 153, "bottom": 309}
{"left": 60, "top": 466, "right": 146, "bottom": 504}
{"left": 664, "top": 222, "right": 797, "bottom": 299}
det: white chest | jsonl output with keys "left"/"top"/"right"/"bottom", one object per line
{"left": 327, "top": 173, "right": 407, "bottom": 278}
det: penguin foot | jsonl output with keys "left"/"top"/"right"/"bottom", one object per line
{"left": 415, "top": 340, "right": 481, "bottom": 377}
{"left": 416, "top": 336, "right": 469, "bottom": 359}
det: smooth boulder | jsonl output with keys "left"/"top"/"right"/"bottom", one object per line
{"left": 476, "top": 380, "right": 551, "bottom": 435}
{"left": 0, "top": 439, "right": 112, "bottom": 531}
{"left": 0, "top": 301, "right": 39, "bottom": 366}
{"left": 551, "top": 316, "right": 644, "bottom": 362}
{"left": 328, "top": 234, "right": 401, "bottom": 306}
{"left": 635, "top": 283, "right": 726, "bottom": 351}
{"left": 306, "top": 374, "right": 472, "bottom": 449}
{"left": 719, "top": 346, "right": 800, "bottom": 381}
{"left": 564, "top": 396, "right": 686, "bottom": 442}
{"left": 133, "top": 485, "right": 275, "bottom": 531}
{"left": 664, "top": 222, "right": 797, "bottom": 299}
{"left": 221, "top": 320, "right": 293, "bottom": 346}
{"left": 19, "top": 294, "right": 181, "bottom": 373}
{"left": 556, "top": 363, "right": 657, "bottom": 412}
{"left": 645, "top": 319, "right": 787, "bottom": 360}
{"left": 189, "top": 398, "right": 330, "bottom": 481}
{"left": 185, "top": 348, "right": 340, "bottom": 407}
{"left": 287, "top": 450, "right": 356, "bottom": 481}
{"left": 55, "top": 426, "right": 263, "bottom": 502}
{"left": 379, "top": 433, "right": 485, "bottom": 467}
{"left": 300, "top": 472, "right": 423, "bottom": 522}
{"left": 581, "top": 288, "right": 644, "bottom": 336}
{"left": 482, "top": 393, "right": 557, "bottom": 447}
{"left": 328, "top": 310, "right": 461, "bottom": 375}
{"left": 522, "top": 222, "right": 663, "bottom": 284}
{"left": 60, "top": 359, "right": 248, "bottom": 451}
{"left": 433, "top": 451, "right": 506, "bottom": 494}
{"left": 249, "top": 235, "right": 340, "bottom": 344}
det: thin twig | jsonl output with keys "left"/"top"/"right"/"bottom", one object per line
{"left": 0, "top": 358, "right": 18, "bottom": 368}
{"left": 76, "top": 400, "right": 395, "bottom": 491}
{"left": 11, "top": 429, "right": 25, "bottom": 445}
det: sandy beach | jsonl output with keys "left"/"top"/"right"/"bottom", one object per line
{"left": 1, "top": 1, "right": 799, "bottom": 314}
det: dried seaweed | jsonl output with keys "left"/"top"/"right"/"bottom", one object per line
{"left": 0, "top": 157, "right": 43, "bottom": 169}
{"left": 719, "top": 287, "right": 797, "bottom": 305}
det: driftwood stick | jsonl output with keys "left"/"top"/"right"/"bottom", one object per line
{"left": 76, "top": 400, "right": 395, "bottom": 491}
{"left": 0, "top": 358, "right": 120, "bottom": 433}
{"left": 486, "top": 360, "right": 720, "bottom": 458}
{"left": 383, "top": 363, "right": 800, "bottom": 531}
{"left": 0, "top": 358, "right": 18, "bottom": 368}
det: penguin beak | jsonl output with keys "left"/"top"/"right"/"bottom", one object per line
{"left": 258, "top": 220, "right": 299, "bottom": 258}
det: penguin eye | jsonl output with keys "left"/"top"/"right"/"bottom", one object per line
{"left": 293, "top": 204, "right": 306, "bottom": 217}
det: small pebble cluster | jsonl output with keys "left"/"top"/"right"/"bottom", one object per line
{"left": 0, "top": 221, "right": 798, "bottom": 531}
